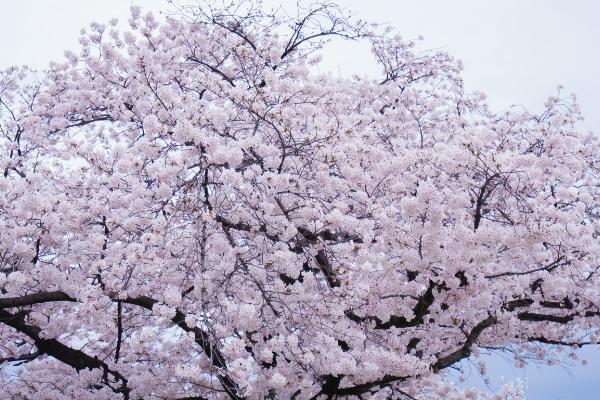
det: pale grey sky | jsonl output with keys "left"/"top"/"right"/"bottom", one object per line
{"left": 2, "top": 0, "right": 599, "bottom": 132}
{"left": 1, "top": 1, "right": 599, "bottom": 398}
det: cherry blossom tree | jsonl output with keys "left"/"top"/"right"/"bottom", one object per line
{"left": 0, "top": 1, "right": 598, "bottom": 398}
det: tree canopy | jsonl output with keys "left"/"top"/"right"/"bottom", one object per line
{"left": 0, "top": 1, "right": 598, "bottom": 399}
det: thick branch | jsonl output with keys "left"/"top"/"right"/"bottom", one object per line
{"left": 431, "top": 314, "right": 496, "bottom": 372}
{"left": 335, "top": 374, "right": 408, "bottom": 396}
{"left": 0, "top": 291, "right": 244, "bottom": 400}
{"left": 0, "top": 309, "right": 130, "bottom": 398}
{"left": 517, "top": 312, "right": 574, "bottom": 324}
{"left": 345, "top": 281, "right": 437, "bottom": 329}
{"left": 0, "top": 291, "right": 76, "bottom": 309}
{"left": 115, "top": 300, "right": 123, "bottom": 362}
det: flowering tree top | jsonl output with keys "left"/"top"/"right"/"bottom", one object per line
{"left": 0, "top": 1, "right": 598, "bottom": 399}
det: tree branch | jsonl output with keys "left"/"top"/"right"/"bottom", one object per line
{"left": 0, "top": 309, "right": 130, "bottom": 398}
{"left": 431, "top": 314, "right": 496, "bottom": 372}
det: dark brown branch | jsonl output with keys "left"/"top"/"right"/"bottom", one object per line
{"left": 280, "top": 3, "right": 363, "bottom": 60}
{"left": 115, "top": 300, "right": 123, "bottom": 362}
{"left": 517, "top": 312, "right": 574, "bottom": 324}
{"left": 431, "top": 314, "right": 496, "bottom": 372}
{"left": 0, "top": 291, "right": 76, "bottom": 309}
{"left": 472, "top": 174, "right": 497, "bottom": 230}
{"left": 0, "top": 309, "right": 130, "bottom": 398}
{"left": 0, "top": 350, "right": 41, "bottom": 365}
{"left": 0, "top": 291, "right": 244, "bottom": 400}
{"left": 345, "top": 281, "right": 437, "bottom": 329}
{"left": 312, "top": 374, "right": 408, "bottom": 398}
{"left": 502, "top": 298, "right": 534, "bottom": 311}
{"left": 187, "top": 56, "right": 236, "bottom": 86}
{"left": 527, "top": 336, "right": 594, "bottom": 347}
{"left": 31, "top": 238, "right": 41, "bottom": 265}
{"left": 486, "top": 256, "right": 568, "bottom": 279}
{"left": 314, "top": 248, "right": 340, "bottom": 288}
{"left": 210, "top": 18, "right": 257, "bottom": 51}
{"left": 336, "top": 374, "right": 408, "bottom": 396}
{"left": 68, "top": 115, "right": 113, "bottom": 127}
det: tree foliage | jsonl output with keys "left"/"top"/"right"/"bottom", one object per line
{"left": 0, "top": 1, "right": 598, "bottom": 398}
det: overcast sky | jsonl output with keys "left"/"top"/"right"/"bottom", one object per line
{"left": 1, "top": 1, "right": 600, "bottom": 399}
